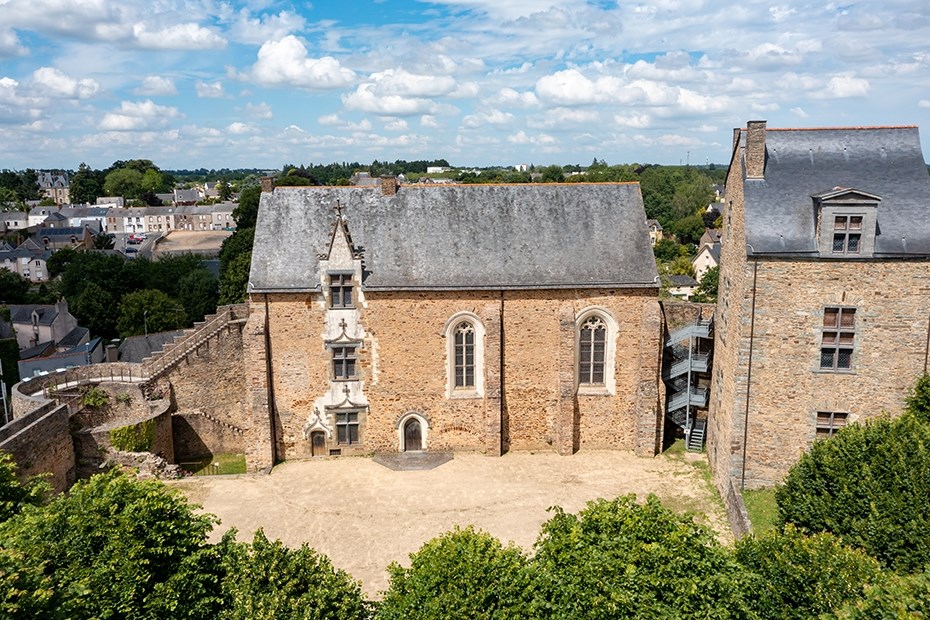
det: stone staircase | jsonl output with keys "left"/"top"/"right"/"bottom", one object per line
{"left": 141, "top": 304, "right": 248, "bottom": 380}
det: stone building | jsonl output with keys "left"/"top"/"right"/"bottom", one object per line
{"left": 708, "top": 121, "right": 930, "bottom": 490}
{"left": 242, "top": 181, "right": 664, "bottom": 471}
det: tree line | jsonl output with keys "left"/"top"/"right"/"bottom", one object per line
{"left": 3, "top": 375, "right": 929, "bottom": 618}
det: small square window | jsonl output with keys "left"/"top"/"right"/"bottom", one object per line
{"left": 816, "top": 411, "right": 848, "bottom": 437}
{"left": 332, "top": 346, "right": 357, "bottom": 380}
{"left": 329, "top": 273, "right": 354, "bottom": 308}
{"left": 335, "top": 411, "right": 360, "bottom": 445}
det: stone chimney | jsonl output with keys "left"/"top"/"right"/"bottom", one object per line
{"left": 732, "top": 127, "right": 742, "bottom": 154}
{"left": 745, "top": 120, "right": 767, "bottom": 179}
{"left": 380, "top": 175, "right": 398, "bottom": 196}
{"left": 105, "top": 344, "right": 119, "bottom": 363}
{"left": 260, "top": 176, "right": 275, "bottom": 193}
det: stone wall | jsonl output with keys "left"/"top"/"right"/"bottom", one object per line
{"left": 0, "top": 402, "right": 74, "bottom": 492}
{"left": 173, "top": 412, "right": 244, "bottom": 462}
{"left": 246, "top": 287, "right": 663, "bottom": 468}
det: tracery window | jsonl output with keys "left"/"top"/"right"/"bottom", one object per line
{"left": 453, "top": 322, "right": 475, "bottom": 389}
{"left": 578, "top": 315, "right": 607, "bottom": 385}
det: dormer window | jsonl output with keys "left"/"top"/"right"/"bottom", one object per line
{"left": 832, "top": 216, "right": 862, "bottom": 254}
{"left": 813, "top": 188, "right": 880, "bottom": 259}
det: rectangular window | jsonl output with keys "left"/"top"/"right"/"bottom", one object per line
{"left": 332, "top": 345, "right": 357, "bottom": 380}
{"left": 820, "top": 307, "right": 855, "bottom": 370}
{"left": 832, "top": 216, "right": 862, "bottom": 255}
{"left": 579, "top": 317, "right": 607, "bottom": 385}
{"left": 454, "top": 323, "right": 475, "bottom": 388}
{"left": 816, "top": 411, "right": 848, "bottom": 438}
{"left": 335, "top": 411, "right": 360, "bottom": 445}
{"left": 329, "top": 273, "right": 354, "bottom": 308}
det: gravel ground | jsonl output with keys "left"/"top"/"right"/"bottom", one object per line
{"left": 171, "top": 449, "right": 730, "bottom": 598}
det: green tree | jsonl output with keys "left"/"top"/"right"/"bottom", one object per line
{"left": 71, "top": 281, "right": 118, "bottom": 339}
{"left": 691, "top": 266, "right": 719, "bottom": 303}
{"left": 828, "top": 570, "right": 930, "bottom": 619}
{"left": 218, "top": 179, "right": 232, "bottom": 201}
{"left": 218, "top": 251, "right": 252, "bottom": 305}
{"left": 378, "top": 526, "right": 531, "bottom": 620}
{"left": 178, "top": 268, "right": 219, "bottom": 323}
{"left": 68, "top": 163, "right": 103, "bottom": 205}
{"left": 104, "top": 167, "right": 144, "bottom": 199}
{"left": 0, "top": 470, "right": 220, "bottom": 619}
{"left": 148, "top": 254, "right": 207, "bottom": 298}
{"left": 539, "top": 165, "right": 564, "bottom": 183}
{"left": 0, "top": 270, "right": 29, "bottom": 303}
{"left": 232, "top": 186, "right": 261, "bottom": 229}
{"left": 669, "top": 213, "right": 706, "bottom": 245}
{"left": 776, "top": 375, "right": 930, "bottom": 573}
{"left": 117, "top": 289, "right": 183, "bottom": 336}
{"left": 92, "top": 232, "right": 115, "bottom": 249}
{"left": 530, "top": 495, "right": 753, "bottom": 619}
{"left": 0, "top": 452, "right": 50, "bottom": 524}
{"left": 735, "top": 526, "right": 883, "bottom": 619}
{"left": 220, "top": 529, "right": 370, "bottom": 620}
{"left": 653, "top": 238, "right": 689, "bottom": 262}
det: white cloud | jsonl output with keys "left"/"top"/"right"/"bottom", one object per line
{"left": 31, "top": 67, "right": 99, "bottom": 99}
{"left": 614, "top": 114, "right": 651, "bottom": 129}
{"left": 135, "top": 76, "right": 177, "bottom": 96}
{"left": 342, "top": 83, "right": 437, "bottom": 116}
{"left": 227, "top": 9, "right": 307, "bottom": 45}
{"left": 227, "top": 122, "right": 254, "bottom": 134}
{"left": 0, "top": 29, "right": 27, "bottom": 57}
{"left": 195, "top": 81, "right": 226, "bottom": 98}
{"left": 919, "top": 100, "right": 930, "bottom": 109}
{"left": 384, "top": 119, "right": 409, "bottom": 131}
{"left": 247, "top": 36, "right": 355, "bottom": 89}
{"left": 821, "top": 74, "right": 871, "bottom": 98}
{"left": 318, "top": 114, "right": 341, "bottom": 126}
{"left": 132, "top": 23, "right": 226, "bottom": 50}
{"left": 365, "top": 68, "right": 458, "bottom": 97}
{"left": 507, "top": 130, "right": 556, "bottom": 146}
{"left": 462, "top": 108, "right": 514, "bottom": 128}
{"left": 420, "top": 115, "right": 439, "bottom": 128}
{"left": 244, "top": 102, "right": 273, "bottom": 119}
{"left": 486, "top": 87, "right": 540, "bottom": 108}
{"left": 99, "top": 99, "right": 180, "bottom": 131}
{"left": 791, "top": 107, "right": 809, "bottom": 118}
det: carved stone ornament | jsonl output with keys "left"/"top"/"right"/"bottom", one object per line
{"left": 302, "top": 407, "right": 332, "bottom": 440}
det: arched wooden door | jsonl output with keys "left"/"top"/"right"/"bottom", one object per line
{"left": 403, "top": 419, "right": 422, "bottom": 451}
{"left": 311, "top": 431, "right": 326, "bottom": 457}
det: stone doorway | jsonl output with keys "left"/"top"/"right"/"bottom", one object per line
{"left": 403, "top": 419, "right": 422, "bottom": 451}
{"left": 311, "top": 431, "right": 326, "bottom": 457}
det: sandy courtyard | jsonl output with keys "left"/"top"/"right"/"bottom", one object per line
{"left": 153, "top": 230, "right": 232, "bottom": 255}
{"left": 171, "top": 450, "right": 730, "bottom": 597}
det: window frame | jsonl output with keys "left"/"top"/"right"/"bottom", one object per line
{"left": 578, "top": 315, "right": 607, "bottom": 386}
{"left": 819, "top": 307, "right": 856, "bottom": 372}
{"left": 331, "top": 344, "right": 358, "bottom": 381}
{"left": 831, "top": 215, "right": 863, "bottom": 255}
{"left": 334, "top": 410, "right": 362, "bottom": 445}
{"left": 453, "top": 321, "right": 476, "bottom": 390}
{"left": 815, "top": 411, "right": 848, "bottom": 438}
{"left": 575, "top": 308, "right": 618, "bottom": 396}
{"left": 328, "top": 271, "right": 355, "bottom": 309}
{"left": 444, "top": 312, "right": 485, "bottom": 399}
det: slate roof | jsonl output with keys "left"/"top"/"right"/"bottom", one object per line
{"left": 118, "top": 330, "right": 185, "bottom": 363}
{"left": 668, "top": 275, "right": 698, "bottom": 287}
{"left": 19, "top": 340, "right": 56, "bottom": 360}
{"left": 249, "top": 184, "right": 659, "bottom": 292}
{"left": 741, "top": 126, "right": 930, "bottom": 256}
{"left": 58, "top": 326, "right": 89, "bottom": 348}
{"left": 8, "top": 304, "right": 58, "bottom": 325}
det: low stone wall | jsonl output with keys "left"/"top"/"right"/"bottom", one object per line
{"left": 0, "top": 402, "right": 75, "bottom": 492}
{"left": 173, "top": 412, "right": 244, "bottom": 463}
{"left": 721, "top": 475, "right": 753, "bottom": 539}
{"left": 11, "top": 362, "right": 145, "bottom": 419}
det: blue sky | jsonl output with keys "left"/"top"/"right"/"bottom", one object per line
{"left": 1, "top": 0, "right": 929, "bottom": 170}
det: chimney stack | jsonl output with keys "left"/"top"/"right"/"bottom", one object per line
{"left": 745, "top": 120, "right": 767, "bottom": 179}
{"left": 260, "top": 176, "right": 275, "bottom": 193}
{"left": 380, "top": 176, "right": 398, "bottom": 196}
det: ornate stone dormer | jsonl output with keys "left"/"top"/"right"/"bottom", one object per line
{"left": 812, "top": 188, "right": 881, "bottom": 258}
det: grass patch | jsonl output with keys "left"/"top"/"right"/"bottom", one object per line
{"left": 182, "top": 453, "right": 247, "bottom": 476}
{"left": 660, "top": 439, "right": 726, "bottom": 520}
{"left": 742, "top": 487, "right": 779, "bottom": 535}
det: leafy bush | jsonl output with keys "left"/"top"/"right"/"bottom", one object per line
{"left": 109, "top": 419, "right": 155, "bottom": 452}
{"left": 735, "top": 526, "right": 882, "bottom": 619}
{"left": 0, "top": 470, "right": 220, "bottom": 618}
{"left": 827, "top": 570, "right": 930, "bottom": 619}
{"left": 378, "top": 526, "right": 531, "bottom": 620}
{"left": 776, "top": 374, "right": 930, "bottom": 573}
{"left": 530, "top": 495, "right": 753, "bottom": 619}
{"left": 0, "top": 452, "right": 49, "bottom": 524}
{"left": 220, "top": 529, "right": 370, "bottom": 620}
{"left": 80, "top": 385, "right": 109, "bottom": 409}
